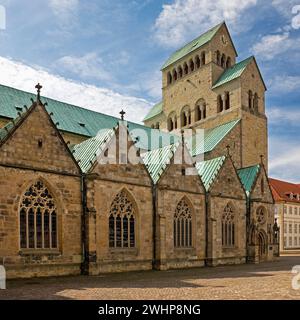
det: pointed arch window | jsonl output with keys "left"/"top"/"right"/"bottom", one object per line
{"left": 178, "top": 66, "right": 183, "bottom": 78}
{"left": 248, "top": 90, "right": 253, "bottom": 109}
{"left": 217, "top": 95, "right": 223, "bottom": 113}
{"left": 226, "top": 57, "right": 231, "bottom": 69}
{"left": 174, "top": 199, "right": 193, "bottom": 248}
{"left": 221, "top": 54, "right": 226, "bottom": 68}
{"left": 222, "top": 204, "right": 235, "bottom": 247}
{"left": 195, "top": 55, "right": 201, "bottom": 69}
{"left": 189, "top": 59, "right": 195, "bottom": 72}
{"left": 201, "top": 51, "right": 206, "bottom": 65}
{"left": 183, "top": 62, "right": 189, "bottom": 75}
{"left": 167, "top": 72, "right": 172, "bottom": 85}
{"left": 20, "top": 180, "right": 58, "bottom": 250}
{"left": 109, "top": 190, "right": 136, "bottom": 248}
{"left": 254, "top": 93, "right": 259, "bottom": 112}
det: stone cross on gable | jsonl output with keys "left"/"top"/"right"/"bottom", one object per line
{"left": 120, "top": 109, "right": 126, "bottom": 121}
{"left": 35, "top": 83, "right": 42, "bottom": 101}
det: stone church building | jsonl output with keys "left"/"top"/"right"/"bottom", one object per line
{"left": 0, "top": 22, "right": 279, "bottom": 279}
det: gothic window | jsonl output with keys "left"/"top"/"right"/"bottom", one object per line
{"left": 174, "top": 116, "right": 178, "bottom": 129}
{"left": 20, "top": 180, "right": 58, "bottom": 250}
{"left": 217, "top": 95, "right": 223, "bottom": 113}
{"left": 189, "top": 59, "right": 195, "bottom": 72}
{"left": 226, "top": 57, "right": 231, "bottom": 69}
{"left": 167, "top": 72, "right": 172, "bottom": 85}
{"left": 261, "top": 177, "right": 264, "bottom": 195}
{"left": 201, "top": 51, "right": 206, "bottom": 65}
{"left": 222, "top": 204, "right": 235, "bottom": 247}
{"left": 155, "top": 122, "right": 160, "bottom": 129}
{"left": 109, "top": 190, "right": 136, "bottom": 248}
{"left": 195, "top": 55, "right": 201, "bottom": 69}
{"left": 178, "top": 66, "right": 183, "bottom": 78}
{"left": 225, "top": 92, "right": 230, "bottom": 110}
{"left": 174, "top": 198, "right": 193, "bottom": 248}
{"left": 248, "top": 90, "right": 253, "bottom": 109}
{"left": 183, "top": 62, "right": 189, "bottom": 75}
{"left": 256, "top": 207, "right": 267, "bottom": 225}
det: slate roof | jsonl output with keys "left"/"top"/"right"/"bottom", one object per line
{"left": 237, "top": 164, "right": 260, "bottom": 196}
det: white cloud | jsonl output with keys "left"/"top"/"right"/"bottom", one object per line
{"left": 269, "top": 137, "right": 300, "bottom": 182}
{"left": 49, "top": 0, "right": 79, "bottom": 28}
{"left": 0, "top": 56, "right": 152, "bottom": 124}
{"left": 252, "top": 32, "right": 300, "bottom": 60}
{"left": 268, "top": 75, "right": 300, "bottom": 93}
{"left": 55, "top": 53, "right": 113, "bottom": 82}
{"left": 153, "top": 0, "right": 257, "bottom": 48}
{"left": 267, "top": 106, "right": 300, "bottom": 125}
{"left": 272, "top": 0, "right": 300, "bottom": 18}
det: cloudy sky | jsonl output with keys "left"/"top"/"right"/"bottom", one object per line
{"left": 0, "top": 0, "right": 299, "bottom": 182}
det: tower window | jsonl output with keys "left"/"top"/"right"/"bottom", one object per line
{"left": 172, "top": 69, "right": 178, "bottom": 81}
{"left": 248, "top": 90, "right": 253, "bottom": 109}
{"left": 195, "top": 55, "right": 200, "bottom": 69}
{"left": 225, "top": 92, "right": 230, "bottom": 110}
{"left": 201, "top": 51, "right": 206, "bottom": 65}
{"left": 167, "top": 72, "right": 172, "bottom": 85}
{"left": 183, "top": 62, "right": 189, "bottom": 75}
{"left": 216, "top": 51, "right": 221, "bottom": 65}
{"left": 178, "top": 66, "right": 183, "bottom": 78}
{"left": 226, "top": 57, "right": 231, "bottom": 69}
{"left": 217, "top": 95, "right": 223, "bottom": 113}
{"left": 189, "top": 59, "right": 194, "bottom": 72}
{"left": 221, "top": 54, "right": 226, "bottom": 68}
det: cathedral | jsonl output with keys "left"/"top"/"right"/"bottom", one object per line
{"left": 0, "top": 22, "right": 279, "bottom": 279}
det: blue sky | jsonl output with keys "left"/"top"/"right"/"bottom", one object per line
{"left": 0, "top": 0, "right": 299, "bottom": 181}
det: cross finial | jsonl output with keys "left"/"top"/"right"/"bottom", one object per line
{"left": 120, "top": 109, "right": 126, "bottom": 121}
{"left": 35, "top": 83, "right": 42, "bottom": 101}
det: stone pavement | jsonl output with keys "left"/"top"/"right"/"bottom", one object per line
{"left": 1, "top": 256, "right": 300, "bottom": 300}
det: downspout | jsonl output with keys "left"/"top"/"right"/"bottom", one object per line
{"left": 246, "top": 195, "right": 251, "bottom": 263}
{"left": 80, "top": 174, "right": 88, "bottom": 275}
{"left": 152, "top": 182, "right": 157, "bottom": 270}
{"left": 205, "top": 192, "right": 209, "bottom": 266}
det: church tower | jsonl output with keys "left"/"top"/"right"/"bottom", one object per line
{"left": 143, "top": 22, "right": 268, "bottom": 170}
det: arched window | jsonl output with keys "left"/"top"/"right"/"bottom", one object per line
{"left": 109, "top": 190, "right": 136, "bottom": 248}
{"left": 167, "top": 115, "right": 174, "bottom": 131}
{"left": 155, "top": 122, "right": 160, "bottom": 129}
{"left": 195, "top": 105, "right": 201, "bottom": 122}
{"left": 167, "top": 72, "right": 172, "bottom": 85}
{"left": 203, "top": 104, "right": 207, "bottom": 119}
{"left": 189, "top": 59, "right": 195, "bottom": 72}
{"left": 225, "top": 92, "right": 230, "bottom": 110}
{"left": 222, "top": 204, "right": 235, "bottom": 247}
{"left": 183, "top": 62, "right": 189, "bottom": 75}
{"left": 216, "top": 51, "right": 221, "bottom": 65}
{"left": 178, "top": 66, "right": 183, "bottom": 79}
{"left": 174, "top": 198, "right": 192, "bottom": 248}
{"left": 201, "top": 51, "right": 206, "bottom": 65}
{"left": 261, "top": 177, "right": 264, "bottom": 195}
{"left": 174, "top": 116, "right": 178, "bottom": 129}
{"left": 181, "top": 106, "right": 190, "bottom": 127}
{"left": 221, "top": 54, "right": 226, "bottom": 68}
{"left": 172, "top": 69, "right": 178, "bottom": 81}
{"left": 195, "top": 55, "right": 201, "bottom": 69}
{"left": 248, "top": 90, "right": 253, "bottom": 109}
{"left": 254, "top": 93, "right": 258, "bottom": 112}
{"left": 217, "top": 95, "right": 223, "bottom": 113}
{"left": 20, "top": 180, "right": 58, "bottom": 249}
{"left": 226, "top": 57, "right": 231, "bottom": 69}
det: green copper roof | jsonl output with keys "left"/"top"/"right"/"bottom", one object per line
{"left": 142, "top": 143, "right": 179, "bottom": 184}
{"left": 238, "top": 164, "right": 260, "bottom": 196}
{"left": 212, "top": 56, "right": 253, "bottom": 89}
{"left": 71, "top": 128, "right": 115, "bottom": 173}
{"left": 161, "top": 22, "right": 223, "bottom": 70}
{"left": 143, "top": 101, "right": 163, "bottom": 122}
{"left": 196, "top": 156, "right": 226, "bottom": 191}
{"left": 0, "top": 84, "right": 178, "bottom": 151}
{"left": 189, "top": 119, "right": 240, "bottom": 156}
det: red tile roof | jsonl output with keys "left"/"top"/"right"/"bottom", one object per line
{"left": 269, "top": 178, "right": 300, "bottom": 203}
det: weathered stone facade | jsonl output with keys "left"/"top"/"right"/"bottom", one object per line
{"left": 0, "top": 21, "right": 279, "bottom": 279}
